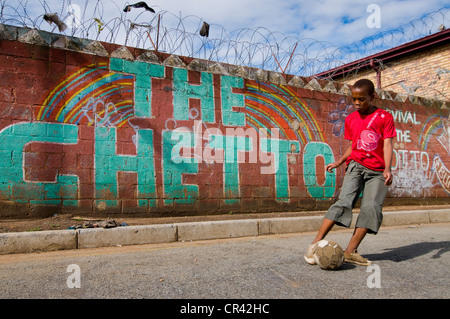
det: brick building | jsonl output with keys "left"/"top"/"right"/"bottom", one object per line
{"left": 315, "top": 28, "right": 450, "bottom": 101}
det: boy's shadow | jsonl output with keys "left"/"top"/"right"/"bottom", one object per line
{"left": 364, "top": 241, "right": 450, "bottom": 262}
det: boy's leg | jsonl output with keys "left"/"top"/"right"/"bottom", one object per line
{"left": 304, "top": 161, "right": 363, "bottom": 264}
{"left": 344, "top": 168, "right": 387, "bottom": 266}
{"left": 322, "top": 161, "right": 364, "bottom": 230}
{"left": 343, "top": 227, "right": 372, "bottom": 266}
{"left": 311, "top": 218, "right": 335, "bottom": 244}
{"left": 345, "top": 227, "right": 368, "bottom": 253}
{"left": 355, "top": 169, "right": 387, "bottom": 235}
{"left": 304, "top": 218, "right": 336, "bottom": 265}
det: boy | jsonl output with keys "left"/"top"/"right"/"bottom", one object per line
{"left": 304, "top": 79, "right": 396, "bottom": 266}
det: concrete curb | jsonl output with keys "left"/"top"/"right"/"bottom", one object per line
{"left": 0, "top": 208, "right": 449, "bottom": 255}
{"left": 0, "top": 230, "right": 77, "bottom": 254}
{"left": 77, "top": 224, "right": 178, "bottom": 249}
{"left": 177, "top": 219, "right": 259, "bottom": 242}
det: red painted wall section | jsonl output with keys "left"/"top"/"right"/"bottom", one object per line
{"left": 0, "top": 25, "right": 448, "bottom": 218}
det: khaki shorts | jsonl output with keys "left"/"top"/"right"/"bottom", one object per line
{"left": 324, "top": 161, "right": 388, "bottom": 234}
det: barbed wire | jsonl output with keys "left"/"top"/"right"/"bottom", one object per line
{"left": 0, "top": 0, "right": 448, "bottom": 77}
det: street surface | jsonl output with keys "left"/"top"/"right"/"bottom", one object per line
{"left": 0, "top": 223, "right": 448, "bottom": 302}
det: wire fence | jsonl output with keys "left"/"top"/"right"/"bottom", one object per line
{"left": 0, "top": 0, "right": 448, "bottom": 77}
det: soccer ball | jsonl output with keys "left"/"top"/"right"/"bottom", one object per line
{"left": 313, "top": 240, "right": 344, "bottom": 270}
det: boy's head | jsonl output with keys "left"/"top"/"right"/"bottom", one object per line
{"left": 351, "top": 79, "right": 375, "bottom": 114}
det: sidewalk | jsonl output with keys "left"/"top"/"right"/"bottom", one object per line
{"left": 0, "top": 206, "right": 449, "bottom": 255}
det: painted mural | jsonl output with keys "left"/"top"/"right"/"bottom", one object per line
{"left": 0, "top": 42, "right": 448, "bottom": 215}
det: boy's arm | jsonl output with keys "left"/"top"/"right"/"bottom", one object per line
{"left": 326, "top": 141, "right": 352, "bottom": 172}
{"left": 383, "top": 137, "right": 394, "bottom": 185}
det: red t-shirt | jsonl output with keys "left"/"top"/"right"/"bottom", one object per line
{"left": 345, "top": 108, "right": 397, "bottom": 171}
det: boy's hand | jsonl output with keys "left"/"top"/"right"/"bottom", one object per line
{"left": 383, "top": 169, "right": 393, "bottom": 185}
{"left": 326, "top": 162, "right": 340, "bottom": 172}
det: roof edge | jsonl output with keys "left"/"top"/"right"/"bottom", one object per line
{"left": 315, "top": 28, "right": 450, "bottom": 79}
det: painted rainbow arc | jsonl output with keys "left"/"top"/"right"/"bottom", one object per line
{"left": 419, "top": 115, "right": 445, "bottom": 150}
{"left": 37, "top": 63, "right": 135, "bottom": 128}
{"left": 244, "top": 81, "right": 324, "bottom": 145}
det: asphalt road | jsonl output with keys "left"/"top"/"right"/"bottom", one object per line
{"left": 0, "top": 223, "right": 448, "bottom": 303}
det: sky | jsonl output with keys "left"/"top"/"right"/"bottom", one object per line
{"left": 2, "top": 0, "right": 449, "bottom": 74}
{"left": 83, "top": 0, "right": 448, "bottom": 45}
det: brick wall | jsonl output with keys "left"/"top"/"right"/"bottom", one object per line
{"left": 337, "top": 42, "right": 450, "bottom": 101}
{"left": 0, "top": 24, "right": 449, "bottom": 218}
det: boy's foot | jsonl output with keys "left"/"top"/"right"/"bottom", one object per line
{"left": 304, "top": 243, "right": 318, "bottom": 265}
{"left": 344, "top": 250, "right": 372, "bottom": 266}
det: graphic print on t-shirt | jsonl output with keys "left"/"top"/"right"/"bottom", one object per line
{"left": 357, "top": 129, "right": 381, "bottom": 151}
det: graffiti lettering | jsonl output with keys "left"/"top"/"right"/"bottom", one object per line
{"left": 1, "top": 52, "right": 447, "bottom": 214}
{"left": 303, "top": 142, "right": 336, "bottom": 199}
{"left": 386, "top": 109, "right": 421, "bottom": 124}
{"left": 392, "top": 149, "right": 429, "bottom": 171}
{"left": 434, "top": 155, "right": 450, "bottom": 194}
{"left": 0, "top": 122, "right": 78, "bottom": 205}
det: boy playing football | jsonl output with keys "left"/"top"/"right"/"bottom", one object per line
{"left": 304, "top": 79, "right": 396, "bottom": 266}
